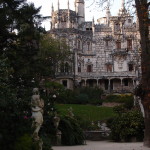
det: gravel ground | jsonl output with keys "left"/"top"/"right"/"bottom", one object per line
{"left": 52, "top": 141, "right": 150, "bottom": 150}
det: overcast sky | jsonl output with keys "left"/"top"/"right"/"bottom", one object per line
{"left": 27, "top": 0, "right": 123, "bottom": 31}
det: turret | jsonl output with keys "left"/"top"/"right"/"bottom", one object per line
{"left": 92, "top": 16, "right": 95, "bottom": 34}
{"left": 106, "top": 5, "right": 111, "bottom": 25}
{"left": 75, "top": 0, "right": 85, "bottom": 24}
{"left": 51, "top": 3, "right": 54, "bottom": 29}
{"left": 57, "top": 0, "right": 60, "bottom": 28}
{"left": 58, "top": 0, "right": 60, "bottom": 11}
{"left": 67, "top": 0, "right": 71, "bottom": 28}
{"left": 118, "top": 0, "right": 128, "bottom": 16}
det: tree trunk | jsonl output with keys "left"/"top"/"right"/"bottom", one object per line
{"left": 135, "top": 0, "right": 150, "bottom": 147}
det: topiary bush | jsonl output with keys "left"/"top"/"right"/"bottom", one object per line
{"left": 110, "top": 110, "right": 144, "bottom": 142}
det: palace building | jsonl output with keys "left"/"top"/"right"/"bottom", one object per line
{"left": 48, "top": 0, "right": 141, "bottom": 93}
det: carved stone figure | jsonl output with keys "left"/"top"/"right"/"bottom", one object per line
{"left": 31, "top": 88, "right": 44, "bottom": 149}
{"left": 53, "top": 112, "right": 60, "bottom": 129}
{"left": 53, "top": 112, "right": 61, "bottom": 145}
{"left": 68, "top": 107, "right": 74, "bottom": 118}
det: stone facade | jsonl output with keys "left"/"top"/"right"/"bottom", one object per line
{"left": 48, "top": 0, "right": 141, "bottom": 93}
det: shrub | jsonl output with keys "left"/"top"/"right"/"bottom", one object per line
{"left": 110, "top": 110, "right": 144, "bottom": 142}
{"left": 59, "top": 116, "right": 85, "bottom": 145}
{"left": 75, "top": 94, "right": 89, "bottom": 104}
{"left": 104, "top": 94, "right": 134, "bottom": 110}
{"left": 80, "top": 87, "right": 103, "bottom": 100}
{"left": 56, "top": 87, "right": 103, "bottom": 105}
{"left": 57, "top": 89, "right": 78, "bottom": 104}
{"left": 14, "top": 134, "right": 32, "bottom": 150}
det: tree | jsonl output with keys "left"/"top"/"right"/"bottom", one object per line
{"left": 37, "top": 34, "right": 72, "bottom": 79}
{"left": 0, "top": 1, "right": 45, "bottom": 149}
{"left": 135, "top": 0, "right": 150, "bottom": 147}
{"left": 0, "top": 0, "right": 46, "bottom": 83}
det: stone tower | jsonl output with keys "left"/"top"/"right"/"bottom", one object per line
{"left": 75, "top": 0, "right": 85, "bottom": 24}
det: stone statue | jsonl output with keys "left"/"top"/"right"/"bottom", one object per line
{"left": 31, "top": 88, "right": 44, "bottom": 149}
{"left": 68, "top": 107, "right": 74, "bottom": 118}
{"left": 53, "top": 112, "right": 60, "bottom": 129}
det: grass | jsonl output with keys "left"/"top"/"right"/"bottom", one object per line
{"left": 55, "top": 104, "right": 116, "bottom": 122}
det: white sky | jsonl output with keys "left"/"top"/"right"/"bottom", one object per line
{"left": 27, "top": 0, "right": 123, "bottom": 31}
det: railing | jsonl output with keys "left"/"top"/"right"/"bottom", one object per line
{"left": 111, "top": 48, "right": 128, "bottom": 55}
{"left": 55, "top": 72, "right": 74, "bottom": 77}
{"left": 55, "top": 71, "right": 137, "bottom": 78}
{"left": 77, "top": 72, "right": 136, "bottom": 78}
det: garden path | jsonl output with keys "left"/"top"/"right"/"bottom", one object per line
{"left": 53, "top": 140, "right": 150, "bottom": 150}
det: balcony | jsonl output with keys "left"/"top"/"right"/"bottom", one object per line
{"left": 77, "top": 72, "right": 136, "bottom": 79}
{"left": 111, "top": 48, "right": 128, "bottom": 56}
{"left": 55, "top": 72, "right": 74, "bottom": 78}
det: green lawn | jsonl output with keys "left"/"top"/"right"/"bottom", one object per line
{"left": 55, "top": 104, "right": 116, "bottom": 122}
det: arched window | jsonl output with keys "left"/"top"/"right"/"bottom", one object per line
{"left": 78, "top": 40, "right": 82, "bottom": 50}
{"left": 116, "top": 41, "right": 121, "bottom": 49}
{"left": 128, "top": 64, "right": 134, "bottom": 71}
{"left": 64, "top": 62, "right": 69, "bottom": 72}
{"left": 78, "top": 63, "right": 81, "bottom": 72}
{"left": 87, "top": 42, "right": 90, "bottom": 51}
{"left": 106, "top": 65, "right": 112, "bottom": 72}
{"left": 105, "top": 40, "right": 109, "bottom": 46}
{"left": 127, "top": 39, "right": 132, "bottom": 50}
{"left": 87, "top": 65, "right": 92, "bottom": 72}
{"left": 60, "top": 63, "right": 64, "bottom": 72}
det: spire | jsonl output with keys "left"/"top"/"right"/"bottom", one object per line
{"left": 68, "top": 0, "right": 70, "bottom": 10}
{"left": 51, "top": 3, "right": 54, "bottom": 12}
{"left": 121, "top": 0, "right": 125, "bottom": 9}
{"left": 67, "top": 0, "right": 71, "bottom": 28}
{"left": 92, "top": 16, "right": 95, "bottom": 24}
{"left": 106, "top": 1, "right": 111, "bottom": 25}
{"left": 58, "top": 0, "right": 60, "bottom": 11}
{"left": 118, "top": 0, "right": 128, "bottom": 16}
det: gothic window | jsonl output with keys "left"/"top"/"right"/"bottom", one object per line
{"left": 127, "top": 39, "right": 132, "bottom": 50}
{"left": 124, "top": 79, "right": 128, "bottom": 86}
{"left": 78, "top": 63, "right": 81, "bottom": 72}
{"left": 106, "top": 65, "right": 112, "bottom": 72}
{"left": 78, "top": 40, "right": 82, "bottom": 50}
{"left": 64, "top": 62, "right": 69, "bottom": 72}
{"left": 87, "top": 65, "right": 92, "bottom": 72}
{"left": 105, "top": 40, "right": 109, "bottom": 46}
{"left": 116, "top": 41, "right": 121, "bottom": 49}
{"left": 115, "top": 23, "right": 120, "bottom": 31}
{"left": 129, "top": 64, "right": 134, "bottom": 71}
{"left": 60, "top": 63, "right": 64, "bottom": 72}
{"left": 87, "top": 42, "right": 90, "bottom": 51}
